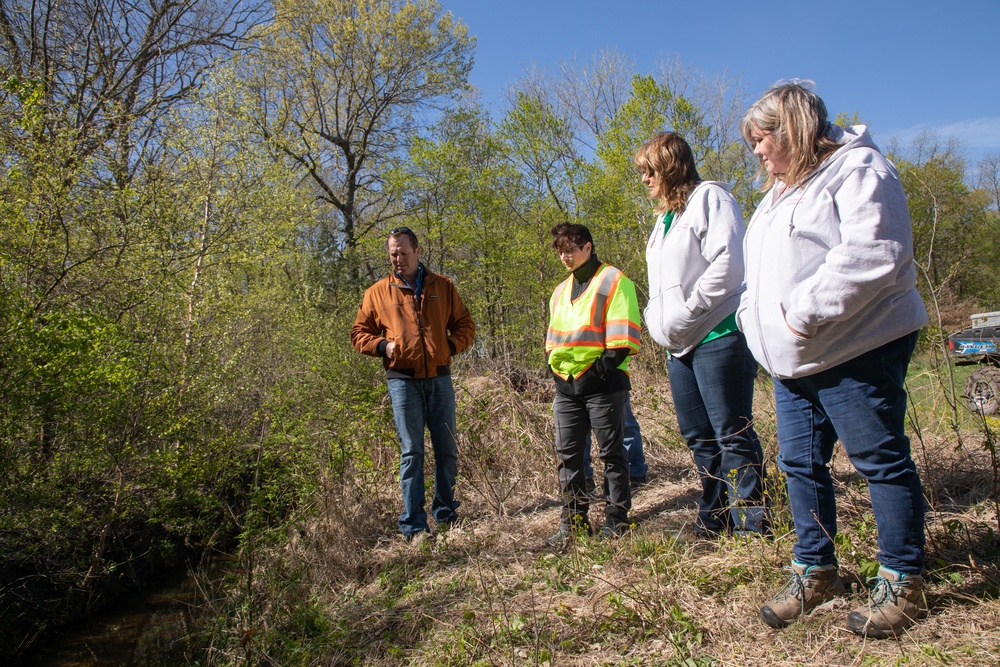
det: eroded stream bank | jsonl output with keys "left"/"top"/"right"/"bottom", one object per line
{"left": 19, "top": 567, "right": 212, "bottom": 667}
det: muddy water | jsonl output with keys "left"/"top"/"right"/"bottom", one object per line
{"left": 20, "top": 570, "right": 206, "bottom": 667}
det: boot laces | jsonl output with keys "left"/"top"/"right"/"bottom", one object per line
{"left": 774, "top": 566, "right": 807, "bottom": 610}
{"left": 866, "top": 574, "right": 901, "bottom": 609}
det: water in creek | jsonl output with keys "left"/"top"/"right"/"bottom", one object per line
{"left": 19, "top": 569, "right": 206, "bottom": 667}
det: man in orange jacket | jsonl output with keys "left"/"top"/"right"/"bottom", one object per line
{"left": 351, "top": 227, "right": 476, "bottom": 540}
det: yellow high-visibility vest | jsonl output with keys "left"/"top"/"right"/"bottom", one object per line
{"left": 546, "top": 263, "right": 641, "bottom": 380}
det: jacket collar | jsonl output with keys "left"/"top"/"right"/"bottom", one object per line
{"left": 571, "top": 254, "right": 601, "bottom": 285}
{"left": 392, "top": 262, "right": 427, "bottom": 289}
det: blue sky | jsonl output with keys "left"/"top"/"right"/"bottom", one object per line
{"left": 439, "top": 0, "right": 1000, "bottom": 163}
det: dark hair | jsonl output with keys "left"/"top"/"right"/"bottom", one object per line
{"left": 387, "top": 226, "right": 419, "bottom": 249}
{"left": 550, "top": 222, "right": 594, "bottom": 252}
{"left": 633, "top": 132, "right": 701, "bottom": 214}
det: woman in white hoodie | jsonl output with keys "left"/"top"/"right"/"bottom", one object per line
{"left": 634, "top": 132, "right": 767, "bottom": 538}
{"left": 738, "top": 81, "right": 928, "bottom": 639}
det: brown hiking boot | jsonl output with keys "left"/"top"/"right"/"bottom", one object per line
{"left": 760, "top": 561, "right": 847, "bottom": 628}
{"left": 847, "top": 565, "right": 926, "bottom": 638}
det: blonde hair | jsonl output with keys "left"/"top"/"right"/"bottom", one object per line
{"left": 633, "top": 132, "right": 701, "bottom": 215}
{"left": 739, "top": 80, "right": 841, "bottom": 189}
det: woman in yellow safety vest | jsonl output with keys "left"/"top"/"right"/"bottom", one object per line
{"left": 545, "top": 222, "right": 641, "bottom": 546}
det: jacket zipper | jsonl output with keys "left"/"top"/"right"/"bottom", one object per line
{"left": 415, "top": 290, "right": 430, "bottom": 377}
{"left": 395, "top": 279, "right": 431, "bottom": 378}
{"left": 751, "top": 201, "right": 775, "bottom": 375}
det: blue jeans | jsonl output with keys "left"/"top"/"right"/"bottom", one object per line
{"left": 387, "top": 376, "right": 460, "bottom": 536}
{"left": 583, "top": 393, "right": 648, "bottom": 479}
{"left": 553, "top": 389, "right": 631, "bottom": 530}
{"left": 774, "top": 331, "right": 924, "bottom": 573}
{"left": 668, "top": 331, "right": 768, "bottom": 534}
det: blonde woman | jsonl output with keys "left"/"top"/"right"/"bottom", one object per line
{"left": 738, "top": 81, "right": 928, "bottom": 638}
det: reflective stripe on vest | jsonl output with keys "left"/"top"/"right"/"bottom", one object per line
{"left": 546, "top": 264, "right": 640, "bottom": 378}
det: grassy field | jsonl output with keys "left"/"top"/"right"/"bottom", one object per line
{"left": 199, "top": 350, "right": 1000, "bottom": 666}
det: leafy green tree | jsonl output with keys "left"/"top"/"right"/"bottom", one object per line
{"left": 231, "top": 0, "right": 473, "bottom": 270}
{"left": 391, "top": 104, "right": 553, "bottom": 362}
{"left": 499, "top": 92, "right": 582, "bottom": 222}
{"left": 0, "top": 0, "right": 262, "bottom": 184}
{"left": 656, "top": 57, "right": 758, "bottom": 209}
{"left": 895, "top": 134, "right": 993, "bottom": 306}
{"left": 834, "top": 111, "right": 867, "bottom": 128}
{"left": 0, "top": 18, "right": 320, "bottom": 652}
{"left": 578, "top": 75, "right": 671, "bottom": 289}
{"left": 977, "top": 152, "right": 1000, "bottom": 213}
{"left": 578, "top": 71, "right": 757, "bottom": 292}
{"left": 516, "top": 48, "right": 634, "bottom": 155}
{"left": 973, "top": 153, "right": 1000, "bottom": 306}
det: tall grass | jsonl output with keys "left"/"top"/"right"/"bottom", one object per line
{"left": 194, "top": 350, "right": 1000, "bottom": 666}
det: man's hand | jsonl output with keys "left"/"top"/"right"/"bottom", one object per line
{"left": 385, "top": 341, "right": 396, "bottom": 359}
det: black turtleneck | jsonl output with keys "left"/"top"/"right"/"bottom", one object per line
{"left": 570, "top": 253, "right": 601, "bottom": 301}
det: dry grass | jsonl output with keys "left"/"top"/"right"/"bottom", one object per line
{"left": 211, "top": 357, "right": 1000, "bottom": 667}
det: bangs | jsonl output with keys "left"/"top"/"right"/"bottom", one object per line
{"left": 633, "top": 147, "right": 654, "bottom": 173}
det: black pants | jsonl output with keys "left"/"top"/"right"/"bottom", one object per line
{"left": 553, "top": 389, "right": 631, "bottom": 530}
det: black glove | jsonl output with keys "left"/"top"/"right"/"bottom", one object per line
{"left": 596, "top": 348, "right": 627, "bottom": 377}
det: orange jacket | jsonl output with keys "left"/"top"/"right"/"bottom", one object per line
{"left": 351, "top": 268, "right": 476, "bottom": 379}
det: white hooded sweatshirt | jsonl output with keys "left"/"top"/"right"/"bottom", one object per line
{"left": 736, "top": 124, "right": 928, "bottom": 379}
{"left": 645, "top": 181, "right": 746, "bottom": 357}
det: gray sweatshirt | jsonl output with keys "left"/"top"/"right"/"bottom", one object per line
{"left": 644, "top": 181, "right": 746, "bottom": 357}
{"left": 737, "top": 124, "right": 928, "bottom": 379}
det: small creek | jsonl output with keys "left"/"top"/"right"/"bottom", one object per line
{"left": 19, "top": 569, "right": 207, "bottom": 667}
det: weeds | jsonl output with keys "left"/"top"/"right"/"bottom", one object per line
{"left": 189, "top": 361, "right": 1000, "bottom": 667}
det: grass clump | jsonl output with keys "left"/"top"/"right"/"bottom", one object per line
{"left": 191, "top": 356, "right": 1000, "bottom": 667}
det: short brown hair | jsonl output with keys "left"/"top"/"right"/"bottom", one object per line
{"left": 387, "top": 226, "right": 419, "bottom": 249}
{"left": 550, "top": 222, "right": 594, "bottom": 253}
{"left": 633, "top": 132, "right": 701, "bottom": 215}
